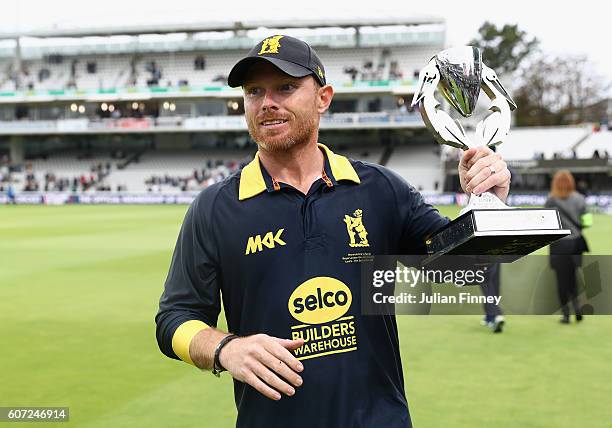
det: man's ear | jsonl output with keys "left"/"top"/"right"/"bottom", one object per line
{"left": 317, "top": 84, "right": 334, "bottom": 114}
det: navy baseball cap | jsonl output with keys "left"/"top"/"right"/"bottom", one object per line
{"left": 227, "top": 35, "right": 326, "bottom": 88}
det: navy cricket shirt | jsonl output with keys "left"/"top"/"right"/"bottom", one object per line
{"left": 156, "top": 143, "right": 449, "bottom": 428}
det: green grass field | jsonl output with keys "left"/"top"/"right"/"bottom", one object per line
{"left": 1, "top": 205, "right": 611, "bottom": 427}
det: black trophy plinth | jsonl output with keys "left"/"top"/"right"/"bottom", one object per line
{"left": 423, "top": 208, "right": 571, "bottom": 264}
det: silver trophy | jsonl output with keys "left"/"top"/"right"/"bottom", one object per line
{"left": 412, "top": 46, "right": 570, "bottom": 262}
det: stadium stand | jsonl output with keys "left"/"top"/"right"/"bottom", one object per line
{"left": 106, "top": 149, "right": 249, "bottom": 192}
{"left": 386, "top": 143, "right": 443, "bottom": 191}
{"left": 10, "top": 153, "right": 115, "bottom": 192}
{"left": 0, "top": 19, "right": 609, "bottom": 202}
{"left": 6, "top": 123, "right": 608, "bottom": 193}
{"left": 574, "top": 129, "right": 611, "bottom": 159}
{"left": 0, "top": 45, "right": 434, "bottom": 92}
{"left": 334, "top": 145, "right": 385, "bottom": 165}
{"left": 496, "top": 126, "right": 592, "bottom": 160}
{"left": 8, "top": 144, "right": 391, "bottom": 193}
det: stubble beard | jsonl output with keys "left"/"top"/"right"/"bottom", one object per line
{"left": 248, "top": 112, "right": 319, "bottom": 153}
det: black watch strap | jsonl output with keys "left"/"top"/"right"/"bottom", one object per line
{"left": 212, "top": 334, "right": 239, "bottom": 377}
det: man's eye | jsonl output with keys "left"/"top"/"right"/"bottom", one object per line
{"left": 246, "top": 88, "right": 261, "bottom": 96}
{"left": 280, "top": 84, "right": 296, "bottom": 91}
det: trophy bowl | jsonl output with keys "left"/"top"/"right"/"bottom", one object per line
{"left": 436, "top": 46, "right": 482, "bottom": 118}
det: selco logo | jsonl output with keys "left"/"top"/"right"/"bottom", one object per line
{"left": 245, "top": 229, "right": 286, "bottom": 255}
{"left": 288, "top": 277, "right": 352, "bottom": 324}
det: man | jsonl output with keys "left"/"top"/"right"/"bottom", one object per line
{"left": 156, "top": 35, "right": 511, "bottom": 428}
{"left": 7, "top": 182, "right": 16, "bottom": 205}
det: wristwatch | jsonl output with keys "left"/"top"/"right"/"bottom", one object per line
{"left": 212, "top": 334, "right": 239, "bottom": 377}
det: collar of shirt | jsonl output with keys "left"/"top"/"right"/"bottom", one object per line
{"left": 238, "top": 143, "right": 361, "bottom": 201}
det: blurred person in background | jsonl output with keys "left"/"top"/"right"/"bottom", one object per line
{"left": 6, "top": 182, "right": 16, "bottom": 205}
{"left": 545, "top": 170, "right": 588, "bottom": 324}
{"left": 479, "top": 264, "right": 504, "bottom": 333}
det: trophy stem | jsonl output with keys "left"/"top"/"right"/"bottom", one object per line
{"left": 459, "top": 191, "right": 512, "bottom": 216}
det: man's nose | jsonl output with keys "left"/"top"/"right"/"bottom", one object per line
{"left": 261, "top": 90, "right": 279, "bottom": 111}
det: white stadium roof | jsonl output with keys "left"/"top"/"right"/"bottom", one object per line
{"left": 0, "top": 16, "right": 445, "bottom": 40}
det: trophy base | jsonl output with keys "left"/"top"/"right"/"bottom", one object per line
{"left": 424, "top": 208, "right": 571, "bottom": 264}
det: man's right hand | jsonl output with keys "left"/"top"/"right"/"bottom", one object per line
{"left": 219, "top": 334, "right": 305, "bottom": 401}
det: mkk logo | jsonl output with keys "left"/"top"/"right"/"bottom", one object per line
{"left": 344, "top": 209, "right": 369, "bottom": 247}
{"left": 245, "top": 229, "right": 286, "bottom": 255}
{"left": 258, "top": 35, "right": 284, "bottom": 55}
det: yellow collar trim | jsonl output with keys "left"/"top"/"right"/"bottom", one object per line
{"left": 318, "top": 143, "right": 361, "bottom": 184}
{"left": 238, "top": 143, "right": 360, "bottom": 201}
{"left": 238, "top": 152, "right": 266, "bottom": 201}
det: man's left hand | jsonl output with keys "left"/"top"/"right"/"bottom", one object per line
{"left": 459, "top": 146, "right": 511, "bottom": 202}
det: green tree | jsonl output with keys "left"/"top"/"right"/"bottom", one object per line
{"left": 514, "top": 54, "right": 609, "bottom": 126}
{"left": 469, "top": 22, "right": 539, "bottom": 74}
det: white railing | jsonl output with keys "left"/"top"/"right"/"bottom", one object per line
{"left": 0, "top": 112, "right": 425, "bottom": 135}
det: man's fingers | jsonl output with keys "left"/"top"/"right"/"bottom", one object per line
{"left": 466, "top": 159, "right": 506, "bottom": 193}
{"left": 463, "top": 154, "right": 501, "bottom": 185}
{"left": 230, "top": 335, "right": 304, "bottom": 401}
{"left": 273, "top": 337, "right": 305, "bottom": 351}
{"left": 462, "top": 146, "right": 494, "bottom": 170}
{"left": 273, "top": 337, "right": 304, "bottom": 345}
{"left": 245, "top": 372, "right": 282, "bottom": 401}
{"left": 262, "top": 344, "right": 304, "bottom": 386}
{"left": 460, "top": 147, "right": 478, "bottom": 168}
{"left": 251, "top": 361, "right": 296, "bottom": 398}
{"left": 473, "top": 169, "right": 511, "bottom": 195}
{"left": 267, "top": 338, "right": 305, "bottom": 380}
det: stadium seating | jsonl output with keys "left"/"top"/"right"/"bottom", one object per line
{"left": 105, "top": 149, "right": 250, "bottom": 192}
{"left": 496, "top": 126, "right": 592, "bottom": 160}
{"left": 334, "top": 145, "right": 385, "bottom": 164}
{"left": 11, "top": 145, "right": 400, "bottom": 192}
{"left": 574, "top": 129, "right": 611, "bottom": 159}
{"left": 27, "top": 154, "right": 112, "bottom": 172}
{"left": 385, "top": 143, "right": 443, "bottom": 191}
{"left": 9, "top": 153, "right": 114, "bottom": 191}
{"left": 1, "top": 45, "right": 434, "bottom": 92}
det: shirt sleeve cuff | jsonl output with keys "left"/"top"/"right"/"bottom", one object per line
{"left": 171, "top": 320, "right": 209, "bottom": 365}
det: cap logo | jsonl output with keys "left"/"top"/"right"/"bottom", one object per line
{"left": 317, "top": 65, "right": 324, "bottom": 80}
{"left": 258, "top": 35, "right": 284, "bottom": 55}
